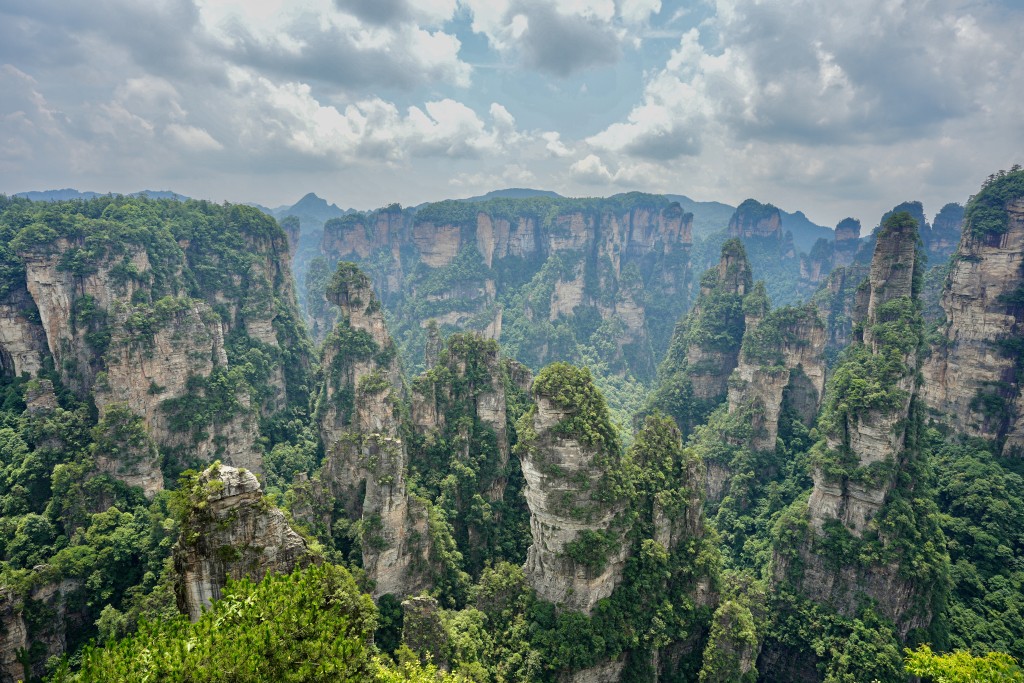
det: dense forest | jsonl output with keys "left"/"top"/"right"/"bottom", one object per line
{"left": 0, "top": 168, "right": 1023, "bottom": 682}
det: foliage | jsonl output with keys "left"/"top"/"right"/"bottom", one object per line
{"left": 904, "top": 644, "right": 1024, "bottom": 682}
{"left": 965, "top": 166, "right": 1024, "bottom": 238}
{"left": 53, "top": 563, "right": 467, "bottom": 682}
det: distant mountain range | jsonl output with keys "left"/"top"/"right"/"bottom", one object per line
{"left": 13, "top": 188, "right": 188, "bottom": 202}
{"left": 10, "top": 186, "right": 834, "bottom": 251}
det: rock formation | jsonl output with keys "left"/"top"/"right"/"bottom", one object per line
{"left": 9, "top": 202, "right": 313, "bottom": 493}
{"left": 318, "top": 194, "right": 692, "bottom": 376}
{"left": 0, "top": 579, "right": 84, "bottom": 683}
{"left": 728, "top": 199, "right": 783, "bottom": 240}
{"left": 98, "top": 298, "right": 262, "bottom": 484}
{"left": 647, "top": 239, "right": 754, "bottom": 435}
{"left": 779, "top": 210, "right": 940, "bottom": 637}
{"left": 308, "top": 263, "right": 431, "bottom": 597}
{"left": 928, "top": 203, "right": 964, "bottom": 262}
{"left": 728, "top": 304, "right": 827, "bottom": 452}
{"left": 0, "top": 285, "right": 48, "bottom": 378}
{"left": 409, "top": 333, "right": 525, "bottom": 572}
{"left": 173, "top": 463, "right": 315, "bottom": 621}
{"left": 517, "top": 363, "right": 629, "bottom": 614}
{"left": 923, "top": 172, "right": 1024, "bottom": 455}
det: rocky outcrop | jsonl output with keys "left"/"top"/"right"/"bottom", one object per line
{"left": 0, "top": 286, "right": 48, "bottom": 378}
{"left": 518, "top": 364, "right": 629, "bottom": 614}
{"left": 279, "top": 215, "right": 300, "bottom": 253}
{"left": 728, "top": 305, "right": 827, "bottom": 451}
{"left": 173, "top": 464, "right": 315, "bottom": 621}
{"left": 782, "top": 210, "right": 935, "bottom": 637}
{"left": 880, "top": 200, "right": 962, "bottom": 266}
{"left": 20, "top": 241, "right": 152, "bottom": 395}
{"left": 811, "top": 262, "right": 871, "bottom": 367}
{"left": 928, "top": 203, "right": 964, "bottom": 262}
{"left": 412, "top": 333, "right": 514, "bottom": 502}
{"left": 923, "top": 188, "right": 1024, "bottom": 455}
{"left": 647, "top": 239, "right": 753, "bottom": 435}
{"left": 0, "top": 579, "right": 84, "bottom": 683}
{"left": 728, "top": 199, "right": 783, "bottom": 240}
{"left": 309, "top": 263, "right": 431, "bottom": 597}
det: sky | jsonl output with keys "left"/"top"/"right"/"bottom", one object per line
{"left": 1, "top": 0, "right": 1022, "bottom": 227}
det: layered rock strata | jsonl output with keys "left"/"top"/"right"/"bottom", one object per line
{"left": 318, "top": 195, "right": 693, "bottom": 374}
{"left": 923, "top": 195, "right": 1024, "bottom": 455}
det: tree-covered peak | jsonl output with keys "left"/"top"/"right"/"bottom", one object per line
{"left": 965, "top": 166, "right": 1024, "bottom": 238}
{"left": 326, "top": 261, "right": 374, "bottom": 310}
{"left": 532, "top": 361, "right": 620, "bottom": 456}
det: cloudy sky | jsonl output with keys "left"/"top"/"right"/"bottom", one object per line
{"left": 1, "top": 0, "right": 1022, "bottom": 226}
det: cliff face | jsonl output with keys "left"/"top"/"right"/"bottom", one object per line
{"left": 410, "top": 334, "right": 521, "bottom": 562}
{"left": 728, "top": 305, "right": 827, "bottom": 452}
{"left": 923, "top": 186, "right": 1024, "bottom": 455}
{"left": 8, "top": 200, "right": 314, "bottom": 494}
{"left": 316, "top": 195, "right": 692, "bottom": 378}
{"left": 517, "top": 364, "right": 629, "bottom": 614}
{"left": 928, "top": 203, "right": 964, "bottom": 262}
{"left": 782, "top": 211, "right": 939, "bottom": 636}
{"left": 799, "top": 218, "right": 862, "bottom": 297}
{"left": 0, "top": 285, "right": 48, "bottom": 378}
{"left": 0, "top": 579, "right": 83, "bottom": 683}
{"left": 729, "top": 199, "right": 783, "bottom": 240}
{"left": 97, "top": 299, "right": 261, "bottom": 487}
{"left": 880, "top": 200, "right": 962, "bottom": 265}
{"left": 648, "top": 239, "right": 753, "bottom": 435}
{"left": 309, "top": 263, "right": 431, "bottom": 597}
{"left": 173, "top": 464, "right": 315, "bottom": 621}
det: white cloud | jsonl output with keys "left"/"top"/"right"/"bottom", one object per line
{"left": 459, "top": 0, "right": 631, "bottom": 76}
{"left": 617, "top": 0, "right": 660, "bottom": 24}
{"left": 542, "top": 132, "right": 572, "bottom": 157}
{"left": 570, "top": 154, "right": 614, "bottom": 184}
{"left": 166, "top": 123, "right": 224, "bottom": 151}
{"left": 230, "top": 72, "right": 528, "bottom": 164}
{"left": 197, "top": 0, "right": 471, "bottom": 90}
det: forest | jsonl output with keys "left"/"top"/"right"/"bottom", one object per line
{"left": 0, "top": 168, "right": 1023, "bottom": 683}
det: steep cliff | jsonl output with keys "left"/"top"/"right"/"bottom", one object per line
{"left": 777, "top": 210, "right": 947, "bottom": 637}
{"left": 0, "top": 285, "right": 48, "bottom": 379}
{"left": 515, "top": 363, "right": 631, "bottom": 613}
{"left": 728, "top": 199, "right": 783, "bottom": 240}
{"left": 798, "top": 218, "right": 863, "bottom": 297}
{"left": 922, "top": 170, "right": 1024, "bottom": 455}
{"left": 173, "top": 463, "right": 315, "bottom": 621}
{"left": 7, "top": 197, "right": 315, "bottom": 491}
{"left": 647, "top": 239, "right": 753, "bottom": 435}
{"left": 409, "top": 333, "right": 531, "bottom": 576}
{"left": 929, "top": 202, "right": 964, "bottom": 262}
{"left": 727, "top": 304, "right": 827, "bottom": 452}
{"left": 304, "top": 262, "right": 432, "bottom": 597}
{"left": 316, "top": 194, "right": 693, "bottom": 381}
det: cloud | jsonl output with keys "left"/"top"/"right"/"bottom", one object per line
{"left": 334, "top": 0, "right": 456, "bottom": 26}
{"left": 202, "top": 2, "right": 471, "bottom": 90}
{"left": 570, "top": 154, "right": 614, "bottom": 184}
{"left": 586, "top": 0, "right": 1024, "bottom": 171}
{"left": 166, "top": 123, "right": 223, "bottom": 151}
{"left": 460, "top": 0, "right": 631, "bottom": 76}
{"left": 230, "top": 72, "right": 527, "bottom": 164}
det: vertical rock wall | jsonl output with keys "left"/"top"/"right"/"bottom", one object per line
{"left": 923, "top": 197, "right": 1024, "bottom": 455}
